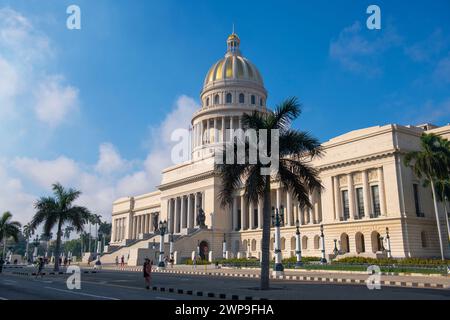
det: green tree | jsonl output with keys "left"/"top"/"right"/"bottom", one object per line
{"left": 64, "top": 226, "right": 74, "bottom": 240}
{"left": 216, "top": 98, "right": 322, "bottom": 290}
{"left": 404, "top": 133, "right": 450, "bottom": 260}
{"left": 0, "top": 212, "right": 22, "bottom": 259}
{"left": 30, "top": 183, "right": 91, "bottom": 271}
{"left": 22, "top": 223, "right": 34, "bottom": 262}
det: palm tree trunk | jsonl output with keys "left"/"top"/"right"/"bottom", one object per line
{"left": 430, "top": 180, "right": 445, "bottom": 261}
{"left": 54, "top": 218, "right": 63, "bottom": 271}
{"left": 444, "top": 197, "right": 450, "bottom": 243}
{"left": 260, "top": 178, "right": 271, "bottom": 290}
{"left": 25, "top": 238, "right": 30, "bottom": 263}
{"left": 2, "top": 239, "right": 6, "bottom": 260}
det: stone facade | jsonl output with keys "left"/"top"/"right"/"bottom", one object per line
{"left": 105, "top": 34, "right": 450, "bottom": 265}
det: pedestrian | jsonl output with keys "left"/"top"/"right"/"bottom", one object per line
{"left": 64, "top": 257, "right": 68, "bottom": 267}
{"left": 143, "top": 258, "right": 152, "bottom": 289}
{"left": 0, "top": 257, "right": 4, "bottom": 274}
{"left": 170, "top": 257, "right": 174, "bottom": 268}
{"left": 120, "top": 255, "right": 125, "bottom": 268}
{"left": 115, "top": 256, "right": 119, "bottom": 267}
{"left": 36, "top": 257, "right": 45, "bottom": 278}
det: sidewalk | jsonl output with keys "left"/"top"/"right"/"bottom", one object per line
{"left": 99, "top": 264, "right": 450, "bottom": 290}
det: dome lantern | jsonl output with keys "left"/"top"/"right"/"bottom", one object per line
{"left": 227, "top": 32, "right": 241, "bottom": 55}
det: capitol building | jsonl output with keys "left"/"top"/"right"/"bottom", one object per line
{"left": 103, "top": 33, "right": 450, "bottom": 266}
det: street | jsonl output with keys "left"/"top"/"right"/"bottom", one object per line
{"left": 0, "top": 268, "right": 449, "bottom": 300}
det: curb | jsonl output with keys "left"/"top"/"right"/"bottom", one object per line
{"left": 148, "top": 285, "right": 267, "bottom": 300}
{"left": 9, "top": 270, "right": 99, "bottom": 277}
{"left": 104, "top": 267, "right": 449, "bottom": 290}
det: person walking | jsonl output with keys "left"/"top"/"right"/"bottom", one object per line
{"left": 115, "top": 256, "right": 119, "bottom": 267}
{"left": 120, "top": 255, "right": 125, "bottom": 268}
{"left": 0, "top": 257, "right": 4, "bottom": 274}
{"left": 143, "top": 258, "right": 152, "bottom": 290}
{"left": 36, "top": 257, "right": 45, "bottom": 278}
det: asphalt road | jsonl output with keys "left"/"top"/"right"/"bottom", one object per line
{"left": 0, "top": 268, "right": 449, "bottom": 300}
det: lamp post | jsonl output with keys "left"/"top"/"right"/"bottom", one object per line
{"left": 169, "top": 233, "right": 174, "bottom": 261}
{"left": 222, "top": 234, "right": 227, "bottom": 260}
{"left": 385, "top": 227, "right": 392, "bottom": 259}
{"left": 295, "top": 219, "right": 303, "bottom": 268}
{"left": 272, "top": 207, "right": 284, "bottom": 275}
{"left": 320, "top": 224, "right": 327, "bottom": 264}
{"left": 333, "top": 239, "right": 339, "bottom": 257}
{"left": 157, "top": 220, "right": 167, "bottom": 269}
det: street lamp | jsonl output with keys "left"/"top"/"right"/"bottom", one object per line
{"left": 157, "top": 220, "right": 167, "bottom": 269}
{"left": 320, "top": 224, "right": 327, "bottom": 264}
{"left": 295, "top": 219, "right": 303, "bottom": 268}
{"left": 222, "top": 234, "right": 227, "bottom": 260}
{"left": 272, "top": 208, "right": 284, "bottom": 275}
{"left": 169, "top": 233, "right": 174, "bottom": 261}
{"left": 333, "top": 239, "right": 339, "bottom": 257}
{"left": 385, "top": 227, "right": 392, "bottom": 259}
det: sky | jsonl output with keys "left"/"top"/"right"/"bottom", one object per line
{"left": 0, "top": 0, "right": 449, "bottom": 226}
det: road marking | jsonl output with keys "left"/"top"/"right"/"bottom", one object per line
{"left": 156, "top": 297, "right": 175, "bottom": 300}
{"left": 44, "top": 286, "right": 120, "bottom": 300}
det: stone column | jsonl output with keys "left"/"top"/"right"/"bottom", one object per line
{"left": 333, "top": 176, "right": 341, "bottom": 221}
{"left": 206, "top": 119, "right": 210, "bottom": 144}
{"left": 249, "top": 201, "right": 254, "bottom": 230}
{"left": 287, "top": 192, "right": 292, "bottom": 226}
{"left": 258, "top": 198, "right": 263, "bottom": 229}
{"left": 174, "top": 197, "right": 179, "bottom": 233}
{"left": 180, "top": 196, "right": 186, "bottom": 229}
{"left": 241, "top": 195, "right": 247, "bottom": 230}
{"left": 168, "top": 199, "right": 173, "bottom": 233}
{"left": 213, "top": 118, "right": 217, "bottom": 143}
{"left": 222, "top": 117, "right": 226, "bottom": 142}
{"left": 362, "top": 170, "right": 371, "bottom": 219}
{"left": 378, "top": 167, "right": 387, "bottom": 216}
{"left": 308, "top": 192, "right": 314, "bottom": 224}
{"left": 314, "top": 191, "right": 321, "bottom": 223}
{"left": 187, "top": 194, "right": 193, "bottom": 229}
{"left": 348, "top": 173, "right": 356, "bottom": 220}
{"left": 200, "top": 121, "right": 204, "bottom": 146}
{"left": 194, "top": 193, "right": 199, "bottom": 227}
{"left": 233, "top": 196, "right": 238, "bottom": 231}
{"left": 229, "top": 117, "right": 234, "bottom": 140}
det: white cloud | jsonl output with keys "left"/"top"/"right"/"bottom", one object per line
{"left": 329, "top": 21, "right": 402, "bottom": 76}
{"left": 34, "top": 76, "right": 80, "bottom": 126}
{"left": 95, "top": 143, "right": 128, "bottom": 175}
{"left": 434, "top": 53, "right": 450, "bottom": 83}
{"left": 405, "top": 29, "right": 448, "bottom": 63}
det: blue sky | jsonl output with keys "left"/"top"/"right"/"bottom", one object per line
{"left": 0, "top": 0, "right": 449, "bottom": 224}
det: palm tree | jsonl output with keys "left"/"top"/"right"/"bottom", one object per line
{"left": 216, "top": 98, "right": 322, "bottom": 290}
{"left": 89, "top": 214, "right": 102, "bottom": 253}
{"left": 435, "top": 179, "right": 450, "bottom": 242}
{"left": 30, "top": 183, "right": 91, "bottom": 271}
{"left": 404, "top": 133, "right": 449, "bottom": 260}
{"left": 0, "top": 212, "right": 22, "bottom": 260}
{"left": 64, "top": 226, "right": 74, "bottom": 240}
{"left": 22, "top": 223, "right": 34, "bottom": 262}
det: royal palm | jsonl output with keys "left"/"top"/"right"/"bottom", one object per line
{"left": 30, "top": 183, "right": 91, "bottom": 271}
{"left": 216, "top": 97, "right": 322, "bottom": 290}
{"left": 404, "top": 134, "right": 450, "bottom": 260}
{"left": 0, "top": 212, "right": 21, "bottom": 260}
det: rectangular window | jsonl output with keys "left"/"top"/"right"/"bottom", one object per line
{"left": 371, "top": 185, "right": 381, "bottom": 218}
{"left": 237, "top": 209, "right": 242, "bottom": 230}
{"left": 342, "top": 190, "right": 350, "bottom": 221}
{"left": 254, "top": 209, "right": 258, "bottom": 229}
{"left": 356, "top": 188, "right": 364, "bottom": 219}
{"left": 413, "top": 184, "right": 424, "bottom": 217}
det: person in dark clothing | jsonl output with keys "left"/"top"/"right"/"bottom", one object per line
{"left": 0, "top": 257, "right": 4, "bottom": 274}
{"left": 36, "top": 257, "right": 45, "bottom": 278}
{"left": 143, "top": 258, "right": 152, "bottom": 289}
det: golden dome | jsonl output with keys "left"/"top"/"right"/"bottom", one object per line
{"left": 204, "top": 34, "right": 264, "bottom": 87}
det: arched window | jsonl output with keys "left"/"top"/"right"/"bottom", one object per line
{"left": 340, "top": 233, "right": 350, "bottom": 253}
{"left": 281, "top": 237, "right": 286, "bottom": 251}
{"left": 290, "top": 237, "right": 296, "bottom": 252}
{"left": 302, "top": 236, "right": 308, "bottom": 250}
{"left": 242, "top": 239, "right": 248, "bottom": 250}
{"left": 251, "top": 239, "right": 257, "bottom": 251}
{"left": 421, "top": 231, "right": 428, "bottom": 248}
{"left": 260, "top": 98, "right": 264, "bottom": 106}
{"left": 371, "top": 231, "right": 382, "bottom": 253}
{"left": 206, "top": 97, "right": 210, "bottom": 107}
{"left": 214, "top": 94, "right": 220, "bottom": 105}
{"left": 239, "top": 93, "right": 245, "bottom": 104}
{"left": 251, "top": 95, "right": 256, "bottom": 105}
{"left": 226, "top": 93, "right": 232, "bottom": 104}
{"left": 314, "top": 235, "right": 320, "bottom": 250}
{"left": 355, "top": 232, "right": 365, "bottom": 253}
